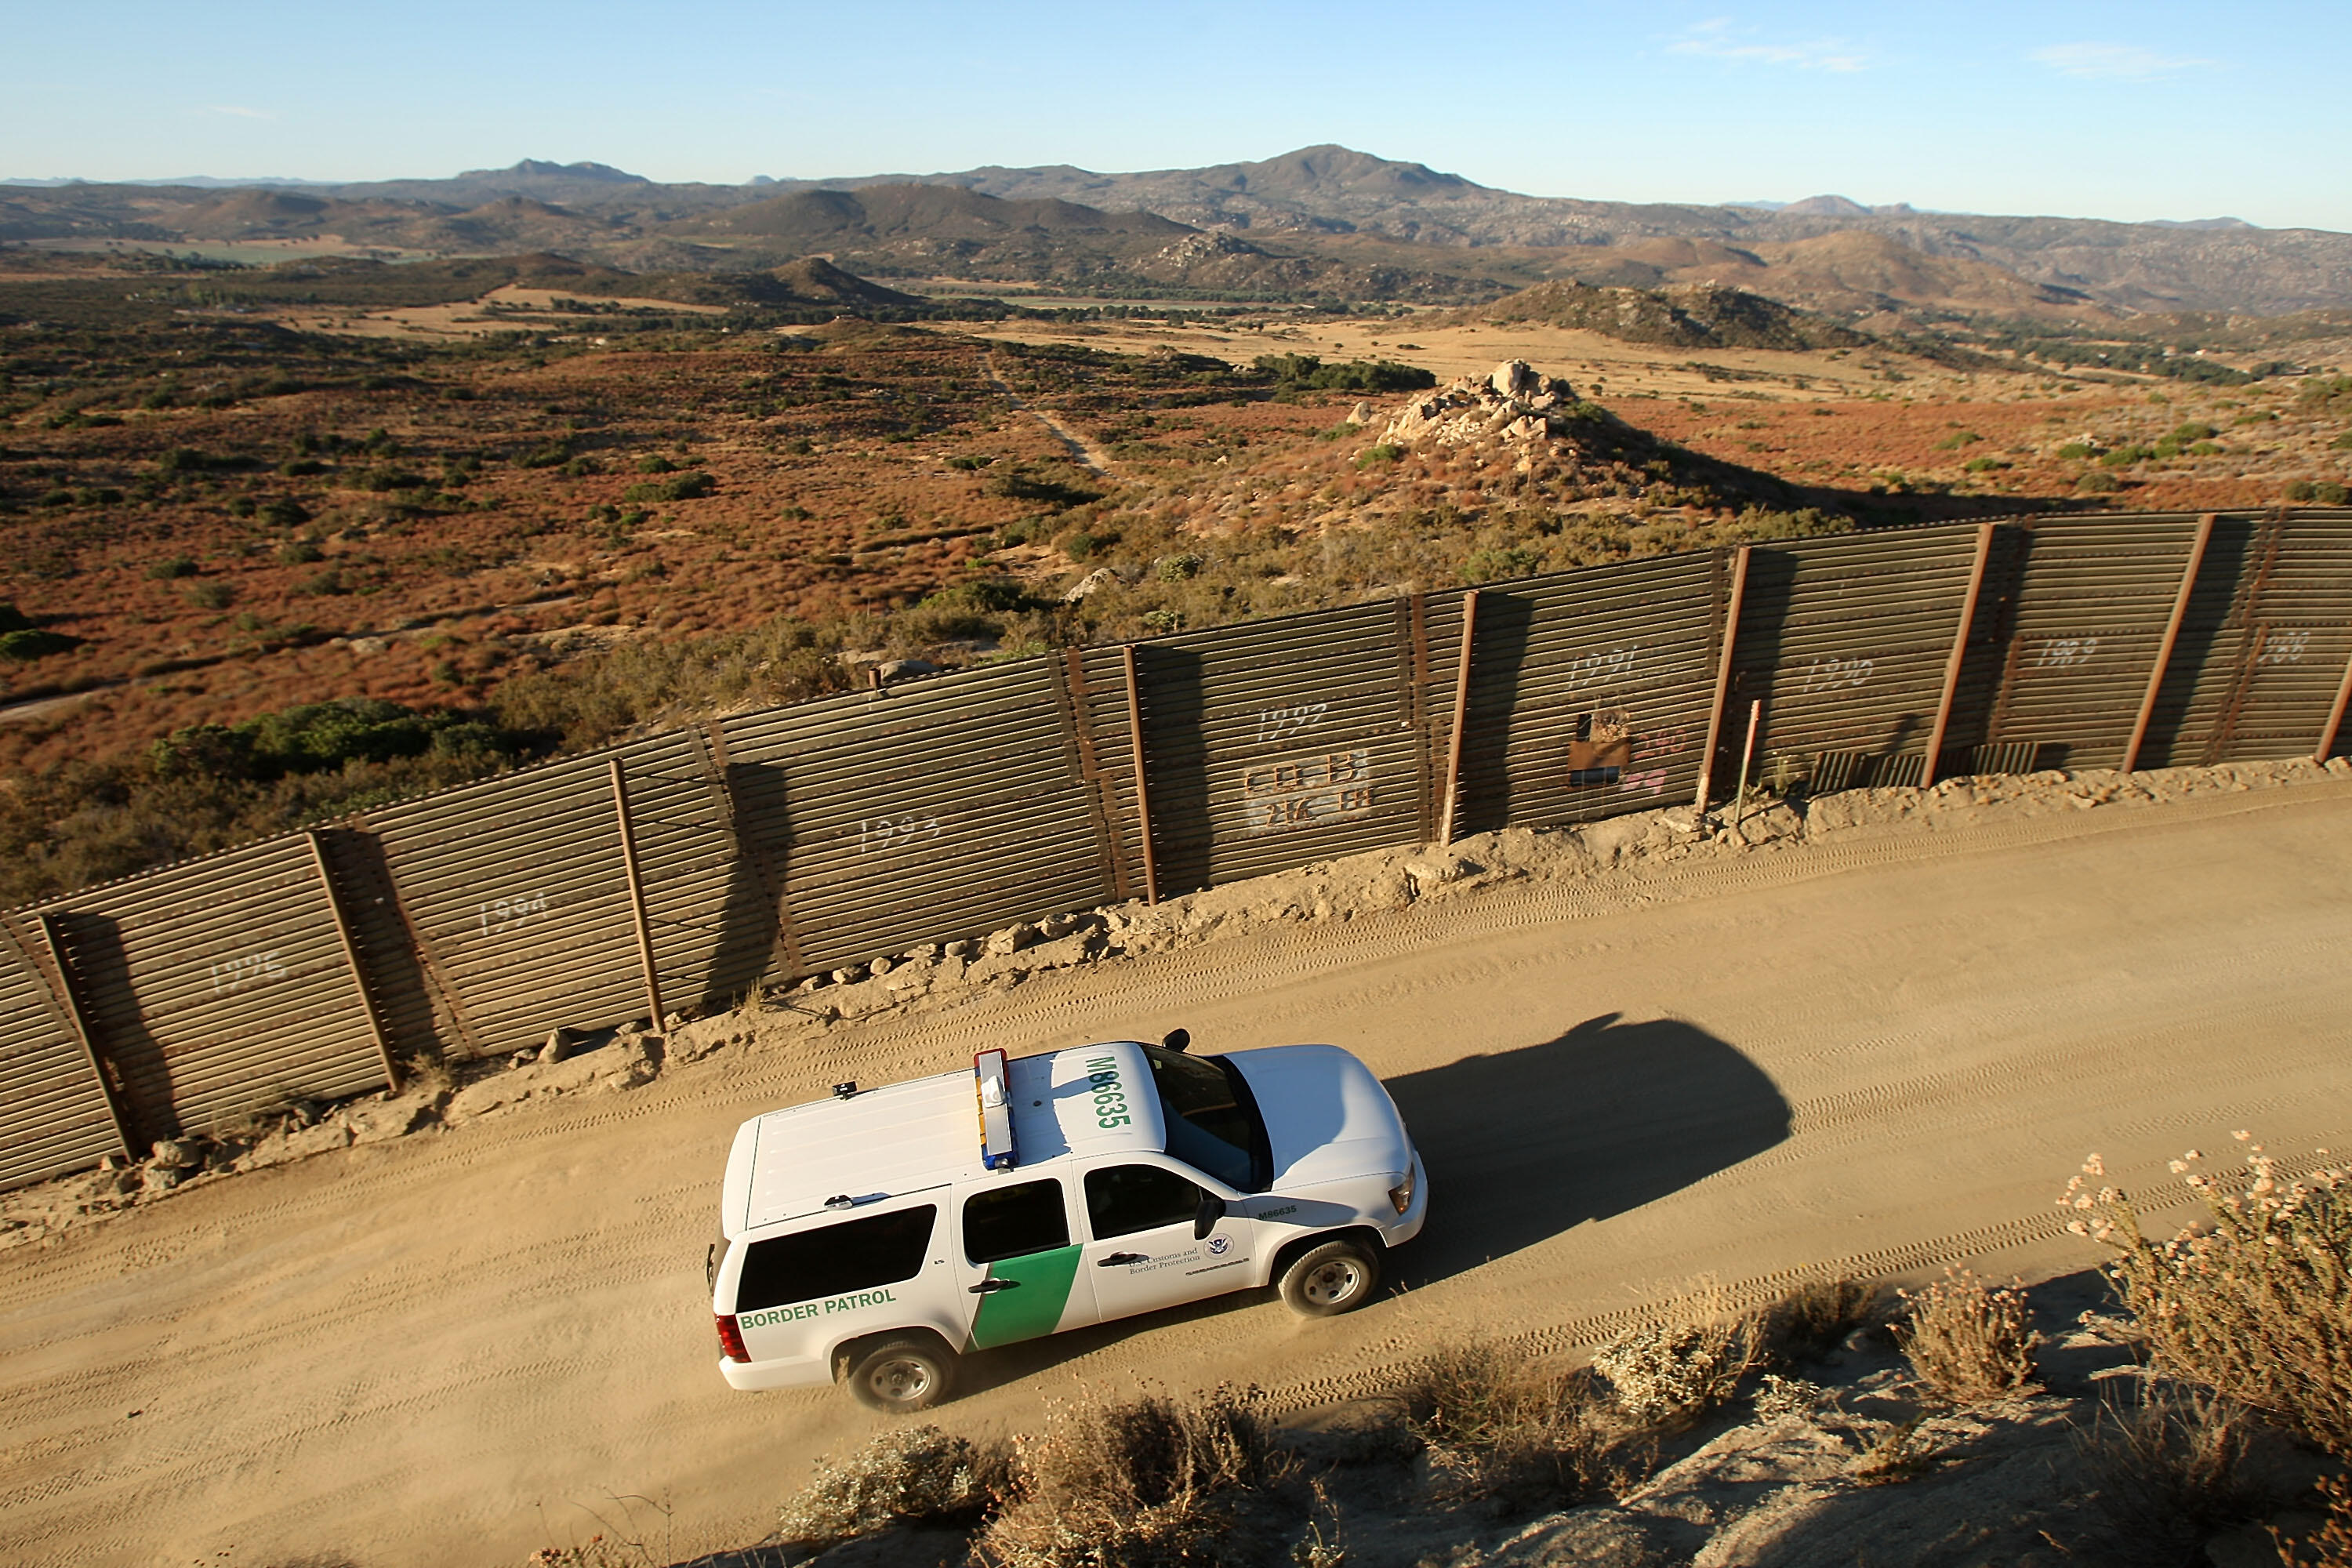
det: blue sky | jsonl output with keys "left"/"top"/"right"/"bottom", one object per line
{"left": 8, "top": 0, "right": 2349, "bottom": 230}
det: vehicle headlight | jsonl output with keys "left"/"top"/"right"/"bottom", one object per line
{"left": 1388, "top": 1163, "right": 1417, "bottom": 1215}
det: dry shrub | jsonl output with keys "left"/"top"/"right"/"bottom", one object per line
{"left": 1763, "top": 1277, "right": 1877, "bottom": 1363}
{"left": 2068, "top": 1138, "right": 2352, "bottom": 1457}
{"left": 1893, "top": 1269, "right": 2039, "bottom": 1403}
{"left": 1589, "top": 1297, "right": 1765, "bottom": 1427}
{"left": 1394, "top": 1340, "right": 1616, "bottom": 1507}
{"left": 2077, "top": 1383, "right": 2264, "bottom": 1557}
{"left": 775, "top": 1425, "right": 1010, "bottom": 1555}
{"left": 978, "top": 1385, "right": 1283, "bottom": 1568}
{"left": 1750, "top": 1374, "right": 1829, "bottom": 1422}
{"left": 2277, "top": 1476, "right": 2352, "bottom": 1568}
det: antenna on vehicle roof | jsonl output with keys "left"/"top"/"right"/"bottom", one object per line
{"left": 1162, "top": 1029, "right": 1191, "bottom": 1053}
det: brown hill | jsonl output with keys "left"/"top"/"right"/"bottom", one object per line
{"left": 697, "top": 183, "right": 1189, "bottom": 245}
{"left": 1452, "top": 280, "right": 1867, "bottom": 350}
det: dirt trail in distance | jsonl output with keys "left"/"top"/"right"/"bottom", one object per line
{"left": 3, "top": 779, "right": 2350, "bottom": 1567}
{"left": 982, "top": 350, "right": 1116, "bottom": 475}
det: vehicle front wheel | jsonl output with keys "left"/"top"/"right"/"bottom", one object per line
{"left": 1277, "top": 1238, "right": 1381, "bottom": 1317}
{"left": 844, "top": 1338, "right": 956, "bottom": 1411}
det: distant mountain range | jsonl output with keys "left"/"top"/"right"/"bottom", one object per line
{"left": 5, "top": 147, "right": 2347, "bottom": 318}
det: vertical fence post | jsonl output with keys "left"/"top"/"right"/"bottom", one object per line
{"left": 34, "top": 914, "right": 141, "bottom": 1158}
{"left": 2, "top": 914, "right": 136, "bottom": 1163}
{"left": 1922, "top": 522, "right": 1998, "bottom": 789}
{"left": 1436, "top": 590, "right": 1480, "bottom": 845}
{"left": 307, "top": 832, "right": 402, "bottom": 1091}
{"left": 1732, "top": 699, "right": 1762, "bottom": 826}
{"left": 1120, "top": 644, "right": 1160, "bottom": 906}
{"left": 608, "top": 758, "right": 666, "bottom": 1027}
{"left": 1694, "top": 546, "right": 1753, "bottom": 814}
{"left": 2122, "top": 513, "right": 2216, "bottom": 774}
{"left": 2318, "top": 642, "right": 2352, "bottom": 764}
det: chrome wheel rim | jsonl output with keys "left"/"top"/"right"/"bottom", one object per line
{"left": 1302, "top": 1258, "right": 1363, "bottom": 1306}
{"left": 868, "top": 1356, "right": 934, "bottom": 1403}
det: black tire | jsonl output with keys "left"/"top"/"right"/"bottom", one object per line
{"left": 844, "top": 1338, "right": 956, "bottom": 1412}
{"left": 1277, "top": 1238, "right": 1381, "bottom": 1317}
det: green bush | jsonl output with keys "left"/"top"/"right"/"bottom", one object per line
{"left": 1963, "top": 456, "right": 2009, "bottom": 472}
{"left": 352, "top": 466, "right": 427, "bottom": 492}
{"left": 921, "top": 578, "right": 1033, "bottom": 615}
{"left": 277, "top": 540, "right": 325, "bottom": 565}
{"left": 1935, "top": 430, "right": 1984, "bottom": 449}
{"left": 147, "top": 556, "right": 198, "bottom": 581}
{"left": 0, "top": 603, "right": 31, "bottom": 633}
{"left": 183, "top": 581, "right": 236, "bottom": 611}
{"left": 986, "top": 467, "right": 1102, "bottom": 508}
{"left": 0, "top": 628, "right": 77, "bottom": 660}
{"left": 150, "top": 697, "right": 518, "bottom": 782}
{"left": 2056, "top": 441, "right": 2096, "bottom": 460}
{"left": 1252, "top": 354, "right": 1436, "bottom": 394}
{"left": 517, "top": 441, "right": 572, "bottom": 470}
{"left": 1356, "top": 444, "right": 1406, "bottom": 470}
{"left": 636, "top": 454, "right": 679, "bottom": 474}
{"left": 620, "top": 471, "right": 715, "bottom": 504}
{"left": 1058, "top": 527, "right": 1117, "bottom": 561}
{"left": 259, "top": 498, "right": 310, "bottom": 528}
{"left": 2296, "top": 375, "right": 2352, "bottom": 418}
{"left": 2078, "top": 470, "right": 2123, "bottom": 493}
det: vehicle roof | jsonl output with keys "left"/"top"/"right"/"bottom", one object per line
{"left": 724, "top": 1041, "right": 1167, "bottom": 1236}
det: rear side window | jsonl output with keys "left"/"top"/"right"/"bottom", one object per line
{"left": 734, "top": 1205, "right": 937, "bottom": 1312}
{"left": 963, "top": 1178, "right": 1069, "bottom": 1264}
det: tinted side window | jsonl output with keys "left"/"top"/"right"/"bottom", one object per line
{"left": 963, "top": 1179, "right": 1069, "bottom": 1264}
{"left": 735, "top": 1204, "right": 937, "bottom": 1312}
{"left": 1086, "top": 1164, "right": 1201, "bottom": 1241}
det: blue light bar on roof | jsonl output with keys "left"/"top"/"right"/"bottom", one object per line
{"left": 975, "top": 1049, "right": 1017, "bottom": 1171}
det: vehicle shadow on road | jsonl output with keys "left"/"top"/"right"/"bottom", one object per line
{"left": 954, "top": 1014, "right": 1785, "bottom": 1401}
{"left": 1386, "top": 1011, "right": 1789, "bottom": 1288}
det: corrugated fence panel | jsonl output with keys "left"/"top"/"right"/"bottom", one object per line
{"left": 1137, "top": 598, "right": 1436, "bottom": 893}
{"left": 1457, "top": 551, "right": 1725, "bottom": 833}
{"left": 2136, "top": 514, "right": 2281, "bottom": 768}
{"left": 615, "top": 730, "right": 771, "bottom": 1015}
{"left": 44, "top": 837, "right": 384, "bottom": 1136}
{"left": 366, "top": 752, "right": 644, "bottom": 1058}
{"left": 1734, "top": 525, "right": 1987, "bottom": 789}
{"left": 2184, "top": 514, "right": 2352, "bottom": 763}
{"left": 1069, "top": 646, "right": 1148, "bottom": 904}
{"left": 718, "top": 659, "right": 1114, "bottom": 973}
{"left": 1981, "top": 514, "right": 2212, "bottom": 771}
{"left": 0, "top": 931, "right": 121, "bottom": 1189}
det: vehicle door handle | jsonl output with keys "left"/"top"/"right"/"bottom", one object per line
{"left": 967, "top": 1279, "right": 1018, "bottom": 1294}
{"left": 1098, "top": 1253, "right": 1147, "bottom": 1266}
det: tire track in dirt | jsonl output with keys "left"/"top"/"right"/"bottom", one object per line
{"left": 4, "top": 782, "right": 2349, "bottom": 1566}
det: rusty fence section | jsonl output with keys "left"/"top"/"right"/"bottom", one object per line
{"left": 4, "top": 510, "right": 2350, "bottom": 1188}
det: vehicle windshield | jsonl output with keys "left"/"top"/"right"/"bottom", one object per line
{"left": 1142, "top": 1045, "right": 1269, "bottom": 1192}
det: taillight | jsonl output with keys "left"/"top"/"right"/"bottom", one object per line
{"left": 716, "top": 1313, "right": 749, "bottom": 1363}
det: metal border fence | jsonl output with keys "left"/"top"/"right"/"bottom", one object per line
{"left": 5, "top": 509, "right": 2350, "bottom": 1188}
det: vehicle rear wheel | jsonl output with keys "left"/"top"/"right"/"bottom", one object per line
{"left": 1277, "top": 1238, "right": 1381, "bottom": 1317}
{"left": 844, "top": 1338, "right": 955, "bottom": 1412}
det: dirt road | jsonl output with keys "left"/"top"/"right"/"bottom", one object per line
{"left": 5, "top": 780, "right": 2350, "bottom": 1566}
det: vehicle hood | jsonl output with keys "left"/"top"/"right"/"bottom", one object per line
{"left": 1226, "top": 1044, "right": 1410, "bottom": 1190}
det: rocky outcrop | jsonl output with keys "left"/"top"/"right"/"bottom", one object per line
{"left": 1375, "top": 360, "right": 1585, "bottom": 451}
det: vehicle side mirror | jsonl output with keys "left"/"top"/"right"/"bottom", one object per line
{"left": 1163, "top": 1028, "right": 1191, "bottom": 1053}
{"left": 1193, "top": 1192, "right": 1226, "bottom": 1241}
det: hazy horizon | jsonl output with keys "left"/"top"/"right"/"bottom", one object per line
{"left": 6, "top": 0, "right": 2349, "bottom": 231}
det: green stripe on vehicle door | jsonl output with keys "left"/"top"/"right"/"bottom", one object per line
{"left": 968, "top": 1245, "right": 1083, "bottom": 1349}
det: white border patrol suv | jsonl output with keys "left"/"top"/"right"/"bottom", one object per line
{"left": 710, "top": 1033, "right": 1427, "bottom": 1410}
